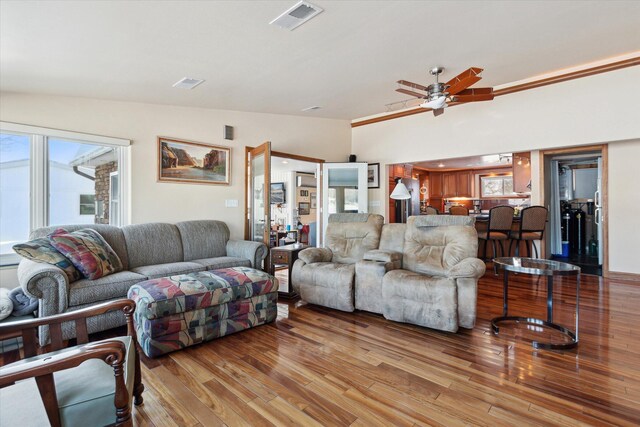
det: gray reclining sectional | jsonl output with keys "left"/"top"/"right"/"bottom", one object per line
{"left": 17, "top": 220, "right": 267, "bottom": 345}
{"left": 292, "top": 214, "right": 485, "bottom": 332}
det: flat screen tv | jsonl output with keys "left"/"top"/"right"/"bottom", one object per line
{"left": 271, "top": 182, "right": 286, "bottom": 204}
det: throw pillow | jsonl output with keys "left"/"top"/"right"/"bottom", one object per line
{"left": 48, "top": 228, "right": 123, "bottom": 280}
{"left": 13, "top": 238, "right": 82, "bottom": 283}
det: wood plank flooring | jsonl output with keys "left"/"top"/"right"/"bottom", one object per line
{"left": 125, "top": 270, "right": 640, "bottom": 426}
{"left": 4, "top": 269, "right": 639, "bottom": 426}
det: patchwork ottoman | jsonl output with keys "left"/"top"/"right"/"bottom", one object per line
{"left": 127, "top": 266, "right": 278, "bottom": 358}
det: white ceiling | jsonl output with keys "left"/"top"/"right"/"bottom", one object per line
{"left": 414, "top": 154, "right": 516, "bottom": 171}
{"left": 1, "top": 1, "right": 639, "bottom": 120}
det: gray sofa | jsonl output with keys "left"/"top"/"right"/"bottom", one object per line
{"left": 17, "top": 220, "right": 267, "bottom": 345}
{"left": 292, "top": 214, "right": 485, "bottom": 332}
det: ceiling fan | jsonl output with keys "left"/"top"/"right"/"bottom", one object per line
{"left": 396, "top": 67, "right": 494, "bottom": 116}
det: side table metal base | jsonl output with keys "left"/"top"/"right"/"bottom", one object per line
{"left": 492, "top": 316, "right": 578, "bottom": 350}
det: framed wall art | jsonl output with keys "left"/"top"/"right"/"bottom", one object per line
{"left": 298, "top": 202, "right": 310, "bottom": 215}
{"left": 158, "top": 137, "right": 230, "bottom": 185}
{"left": 367, "top": 163, "right": 380, "bottom": 188}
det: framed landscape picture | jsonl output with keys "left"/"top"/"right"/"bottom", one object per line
{"left": 158, "top": 137, "right": 230, "bottom": 185}
{"left": 367, "top": 163, "right": 380, "bottom": 188}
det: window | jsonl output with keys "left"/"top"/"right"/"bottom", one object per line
{"left": 480, "top": 174, "right": 516, "bottom": 198}
{"left": 0, "top": 122, "right": 130, "bottom": 265}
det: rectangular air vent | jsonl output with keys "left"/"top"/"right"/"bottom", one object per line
{"left": 173, "top": 77, "right": 205, "bottom": 89}
{"left": 270, "top": 1, "right": 324, "bottom": 31}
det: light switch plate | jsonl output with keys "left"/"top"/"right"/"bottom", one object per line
{"left": 225, "top": 199, "right": 239, "bottom": 208}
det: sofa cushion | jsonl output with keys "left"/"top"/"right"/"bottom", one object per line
{"left": 191, "top": 256, "right": 251, "bottom": 270}
{"left": 122, "top": 223, "right": 184, "bottom": 269}
{"left": 12, "top": 237, "right": 82, "bottom": 283}
{"left": 69, "top": 271, "right": 148, "bottom": 307}
{"left": 0, "top": 336, "right": 135, "bottom": 427}
{"left": 130, "top": 262, "right": 205, "bottom": 280}
{"left": 49, "top": 228, "right": 123, "bottom": 280}
{"left": 29, "top": 224, "right": 130, "bottom": 270}
{"left": 175, "top": 220, "right": 230, "bottom": 261}
{"left": 382, "top": 269, "right": 458, "bottom": 332}
{"left": 403, "top": 216, "right": 478, "bottom": 277}
{"left": 325, "top": 213, "right": 384, "bottom": 264}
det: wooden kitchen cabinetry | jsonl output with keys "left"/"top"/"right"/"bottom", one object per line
{"left": 443, "top": 171, "right": 472, "bottom": 198}
{"left": 392, "top": 163, "right": 414, "bottom": 179}
{"left": 429, "top": 172, "right": 443, "bottom": 198}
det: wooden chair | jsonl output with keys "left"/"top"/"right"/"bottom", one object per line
{"left": 424, "top": 206, "right": 439, "bottom": 215}
{"left": 449, "top": 206, "right": 469, "bottom": 216}
{"left": 509, "top": 206, "right": 548, "bottom": 258}
{"left": 478, "top": 206, "right": 514, "bottom": 273}
{"left": 0, "top": 299, "right": 144, "bottom": 427}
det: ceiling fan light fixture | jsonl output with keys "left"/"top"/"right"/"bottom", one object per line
{"left": 420, "top": 96, "right": 448, "bottom": 110}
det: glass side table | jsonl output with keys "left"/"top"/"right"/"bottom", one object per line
{"left": 492, "top": 257, "right": 580, "bottom": 350}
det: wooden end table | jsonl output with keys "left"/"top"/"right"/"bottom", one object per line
{"left": 270, "top": 243, "right": 309, "bottom": 298}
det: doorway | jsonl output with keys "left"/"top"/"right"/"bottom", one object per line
{"left": 543, "top": 146, "right": 607, "bottom": 276}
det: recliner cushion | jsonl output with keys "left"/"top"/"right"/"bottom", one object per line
{"left": 325, "top": 214, "right": 384, "bottom": 264}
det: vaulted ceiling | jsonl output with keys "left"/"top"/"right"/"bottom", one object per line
{"left": 1, "top": 1, "right": 639, "bottom": 120}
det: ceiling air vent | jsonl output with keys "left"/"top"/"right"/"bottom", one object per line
{"left": 173, "top": 78, "right": 205, "bottom": 89}
{"left": 270, "top": 1, "right": 324, "bottom": 31}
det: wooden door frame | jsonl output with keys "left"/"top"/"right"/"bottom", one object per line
{"left": 244, "top": 146, "right": 325, "bottom": 241}
{"left": 538, "top": 144, "right": 609, "bottom": 276}
{"left": 244, "top": 142, "right": 272, "bottom": 244}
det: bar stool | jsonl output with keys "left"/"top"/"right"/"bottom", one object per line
{"left": 424, "top": 206, "right": 439, "bottom": 215}
{"left": 478, "top": 206, "right": 514, "bottom": 272}
{"left": 509, "top": 206, "right": 548, "bottom": 258}
{"left": 449, "top": 206, "right": 469, "bottom": 216}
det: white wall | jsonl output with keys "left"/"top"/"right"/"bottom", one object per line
{"left": 0, "top": 93, "right": 351, "bottom": 287}
{"left": 608, "top": 139, "right": 640, "bottom": 274}
{"left": 352, "top": 66, "right": 640, "bottom": 275}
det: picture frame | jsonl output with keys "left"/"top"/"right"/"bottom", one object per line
{"left": 158, "top": 137, "right": 230, "bottom": 185}
{"left": 368, "top": 163, "right": 380, "bottom": 188}
{"left": 299, "top": 202, "right": 310, "bottom": 215}
{"left": 310, "top": 192, "right": 317, "bottom": 209}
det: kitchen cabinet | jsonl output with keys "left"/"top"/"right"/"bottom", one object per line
{"left": 443, "top": 173, "right": 457, "bottom": 198}
{"left": 456, "top": 171, "right": 472, "bottom": 197}
{"left": 392, "top": 163, "right": 414, "bottom": 179}
{"left": 429, "top": 172, "right": 443, "bottom": 198}
{"left": 443, "top": 171, "right": 472, "bottom": 198}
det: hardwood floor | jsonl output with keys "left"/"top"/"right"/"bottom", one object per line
{"left": 124, "top": 270, "right": 640, "bottom": 426}
{"left": 3, "top": 270, "right": 639, "bottom": 426}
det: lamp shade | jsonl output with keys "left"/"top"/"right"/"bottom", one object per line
{"left": 390, "top": 182, "right": 411, "bottom": 200}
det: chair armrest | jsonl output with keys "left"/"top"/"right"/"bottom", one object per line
{"left": 298, "top": 248, "right": 333, "bottom": 264}
{"left": 446, "top": 258, "right": 486, "bottom": 279}
{"left": 17, "top": 259, "right": 70, "bottom": 316}
{"left": 363, "top": 250, "right": 402, "bottom": 263}
{"left": 0, "top": 340, "right": 127, "bottom": 386}
{"left": 226, "top": 240, "right": 268, "bottom": 269}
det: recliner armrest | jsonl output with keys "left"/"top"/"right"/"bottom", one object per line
{"left": 363, "top": 249, "right": 402, "bottom": 263}
{"left": 298, "top": 248, "right": 333, "bottom": 264}
{"left": 446, "top": 258, "right": 486, "bottom": 279}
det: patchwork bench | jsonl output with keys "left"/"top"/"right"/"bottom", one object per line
{"left": 127, "top": 266, "right": 278, "bottom": 358}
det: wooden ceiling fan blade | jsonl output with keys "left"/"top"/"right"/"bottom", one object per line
{"left": 397, "top": 80, "right": 429, "bottom": 91}
{"left": 446, "top": 67, "right": 484, "bottom": 95}
{"left": 454, "top": 88, "right": 494, "bottom": 102}
{"left": 396, "top": 88, "right": 427, "bottom": 98}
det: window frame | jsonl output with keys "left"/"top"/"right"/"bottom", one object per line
{"left": 0, "top": 122, "right": 131, "bottom": 266}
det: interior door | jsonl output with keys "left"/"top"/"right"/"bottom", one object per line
{"left": 321, "top": 162, "right": 368, "bottom": 243}
{"left": 595, "top": 157, "right": 604, "bottom": 265}
{"left": 247, "top": 142, "right": 271, "bottom": 249}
